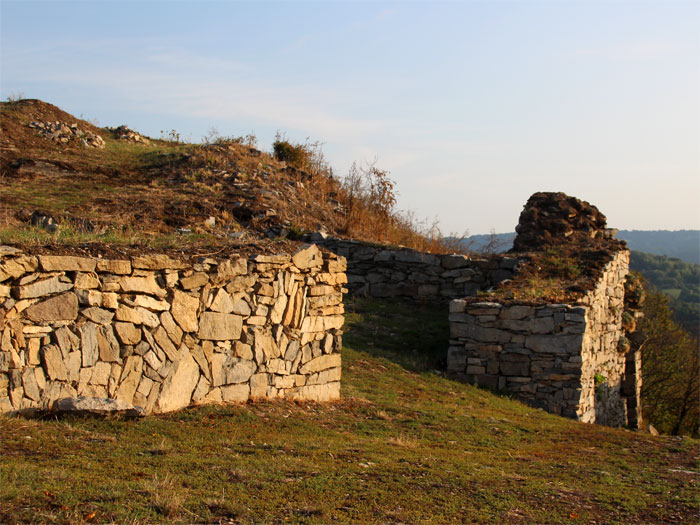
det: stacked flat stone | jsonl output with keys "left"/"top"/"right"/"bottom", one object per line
{"left": 447, "top": 250, "right": 640, "bottom": 427}
{"left": 27, "top": 120, "right": 105, "bottom": 149}
{"left": 512, "top": 192, "right": 609, "bottom": 252}
{"left": 318, "top": 238, "right": 522, "bottom": 299}
{"left": 0, "top": 244, "right": 346, "bottom": 415}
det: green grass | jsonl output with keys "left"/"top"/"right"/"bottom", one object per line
{"left": 1, "top": 297, "right": 697, "bottom": 523}
{"left": 0, "top": 225, "right": 216, "bottom": 250}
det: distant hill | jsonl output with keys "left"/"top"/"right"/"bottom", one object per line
{"left": 616, "top": 230, "right": 699, "bottom": 265}
{"left": 454, "top": 230, "right": 699, "bottom": 264}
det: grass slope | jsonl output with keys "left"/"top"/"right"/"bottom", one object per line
{"left": 1, "top": 298, "right": 698, "bottom": 524}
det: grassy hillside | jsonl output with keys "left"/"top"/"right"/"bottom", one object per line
{"left": 0, "top": 99, "right": 457, "bottom": 253}
{"left": 1, "top": 298, "right": 697, "bottom": 524}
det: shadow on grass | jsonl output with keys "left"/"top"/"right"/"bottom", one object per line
{"left": 342, "top": 295, "right": 449, "bottom": 373}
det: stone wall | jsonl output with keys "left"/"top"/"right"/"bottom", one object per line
{"left": 0, "top": 244, "right": 346, "bottom": 415}
{"left": 447, "top": 250, "right": 641, "bottom": 426}
{"left": 317, "top": 238, "right": 521, "bottom": 299}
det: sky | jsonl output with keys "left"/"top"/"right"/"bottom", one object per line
{"left": 1, "top": 0, "right": 698, "bottom": 235}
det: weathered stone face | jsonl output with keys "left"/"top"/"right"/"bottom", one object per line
{"left": 447, "top": 249, "right": 633, "bottom": 428}
{"left": 1, "top": 246, "right": 345, "bottom": 415}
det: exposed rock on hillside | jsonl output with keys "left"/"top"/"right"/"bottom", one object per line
{"left": 512, "top": 192, "right": 612, "bottom": 252}
{"left": 28, "top": 120, "right": 105, "bottom": 148}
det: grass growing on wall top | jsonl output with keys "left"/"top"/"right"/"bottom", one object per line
{"left": 0, "top": 298, "right": 697, "bottom": 523}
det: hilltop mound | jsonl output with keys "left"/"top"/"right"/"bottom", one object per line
{"left": 0, "top": 99, "right": 349, "bottom": 254}
{"left": 2, "top": 99, "right": 451, "bottom": 257}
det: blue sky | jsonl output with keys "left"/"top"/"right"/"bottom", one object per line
{"left": 2, "top": 0, "right": 698, "bottom": 234}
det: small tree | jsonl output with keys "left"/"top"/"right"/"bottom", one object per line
{"left": 639, "top": 286, "right": 699, "bottom": 436}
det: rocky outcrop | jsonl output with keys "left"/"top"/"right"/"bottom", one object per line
{"left": 0, "top": 244, "right": 346, "bottom": 415}
{"left": 27, "top": 121, "right": 105, "bottom": 148}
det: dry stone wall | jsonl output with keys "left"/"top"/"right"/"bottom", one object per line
{"left": 317, "top": 238, "right": 521, "bottom": 299}
{"left": 448, "top": 250, "right": 641, "bottom": 426}
{"left": 0, "top": 244, "right": 346, "bottom": 415}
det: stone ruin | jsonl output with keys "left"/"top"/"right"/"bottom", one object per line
{"left": 1, "top": 244, "right": 346, "bottom": 415}
{"left": 447, "top": 192, "right": 643, "bottom": 427}
{"left": 1, "top": 191, "right": 643, "bottom": 428}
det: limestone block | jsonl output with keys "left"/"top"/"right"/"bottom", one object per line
{"left": 265, "top": 358, "right": 285, "bottom": 375}
{"left": 269, "top": 295, "right": 288, "bottom": 324}
{"left": 209, "top": 288, "right": 234, "bottom": 313}
{"left": 22, "top": 368, "right": 41, "bottom": 401}
{"left": 198, "top": 312, "right": 242, "bottom": 340}
{"left": 54, "top": 396, "right": 144, "bottom": 416}
{"left": 299, "top": 353, "right": 341, "bottom": 375}
{"left": 214, "top": 258, "right": 247, "bottom": 284}
{"left": 220, "top": 383, "right": 250, "bottom": 403}
{"left": 80, "top": 323, "right": 99, "bottom": 367}
{"left": 191, "top": 376, "right": 210, "bottom": 404}
{"left": 525, "top": 334, "right": 584, "bottom": 354}
{"left": 15, "top": 276, "right": 73, "bottom": 299}
{"left": 226, "top": 358, "right": 256, "bottom": 384}
{"left": 119, "top": 275, "right": 166, "bottom": 297}
{"left": 501, "top": 317, "right": 555, "bottom": 334}
{"left": 179, "top": 272, "right": 209, "bottom": 290}
{"left": 41, "top": 345, "right": 67, "bottom": 381}
{"left": 0, "top": 255, "right": 38, "bottom": 282}
{"left": 225, "top": 275, "right": 256, "bottom": 293}
{"left": 89, "top": 362, "right": 112, "bottom": 386}
{"left": 292, "top": 245, "right": 323, "bottom": 270}
{"left": 446, "top": 346, "right": 467, "bottom": 372}
{"left": 25, "top": 292, "right": 78, "bottom": 322}
{"left": 95, "top": 325, "right": 120, "bottom": 362}
{"left": 66, "top": 352, "right": 81, "bottom": 382}
{"left": 96, "top": 259, "right": 131, "bottom": 274}
{"left": 155, "top": 349, "right": 199, "bottom": 413}
{"left": 288, "top": 381, "right": 340, "bottom": 402}
{"left": 251, "top": 254, "right": 290, "bottom": 265}
{"left": 114, "top": 322, "right": 141, "bottom": 345}
{"left": 450, "top": 323, "right": 511, "bottom": 343}
{"left": 250, "top": 373, "right": 268, "bottom": 398}
{"left": 76, "top": 289, "right": 102, "bottom": 307}
{"left": 132, "top": 254, "right": 186, "bottom": 270}
{"left": 129, "top": 295, "right": 170, "bottom": 311}
{"left": 82, "top": 307, "right": 114, "bottom": 325}
{"left": 143, "top": 350, "right": 163, "bottom": 372}
{"left": 153, "top": 326, "right": 178, "bottom": 361}
{"left": 160, "top": 311, "right": 184, "bottom": 345}
{"left": 499, "top": 306, "right": 534, "bottom": 320}
{"left": 74, "top": 272, "right": 100, "bottom": 289}
{"left": 115, "top": 355, "right": 143, "bottom": 404}
{"left": 39, "top": 255, "right": 96, "bottom": 272}
{"left": 441, "top": 254, "right": 470, "bottom": 269}
{"left": 115, "top": 305, "right": 160, "bottom": 328}
{"left": 171, "top": 290, "right": 199, "bottom": 332}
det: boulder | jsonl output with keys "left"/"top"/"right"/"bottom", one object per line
{"left": 54, "top": 396, "right": 144, "bottom": 417}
